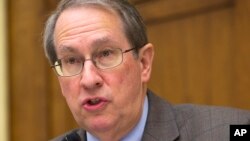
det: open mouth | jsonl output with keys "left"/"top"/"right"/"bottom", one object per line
{"left": 83, "top": 97, "right": 108, "bottom": 111}
{"left": 88, "top": 98, "right": 101, "bottom": 105}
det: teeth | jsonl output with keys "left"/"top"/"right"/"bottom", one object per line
{"left": 89, "top": 99, "right": 100, "bottom": 105}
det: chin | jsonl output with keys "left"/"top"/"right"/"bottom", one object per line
{"left": 86, "top": 115, "right": 116, "bottom": 132}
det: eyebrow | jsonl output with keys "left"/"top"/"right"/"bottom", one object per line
{"left": 91, "top": 36, "right": 118, "bottom": 48}
{"left": 58, "top": 45, "right": 79, "bottom": 54}
{"left": 57, "top": 36, "right": 118, "bottom": 54}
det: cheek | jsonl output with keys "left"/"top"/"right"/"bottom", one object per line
{"left": 108, "top": 61, "right": 142, "bottom": 102}
{"left": 58, "top": 78, "right": 81, "bottom": 118}
{"left": 123, "top": 61, "right": 141, "bottom": 87}
{"left": 110, "top": 64, "right": 144, "bottom": 120}
{"left": 58, "top": 77, "right": 80, "bottom": 98}
{"left": 106, "top": 61, "right": 141, "bottom": 88}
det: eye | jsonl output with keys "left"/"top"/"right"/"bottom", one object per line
{"left": 63, "top": 56, "right": 81, "bottom": 65}
{"left": 100, "top": 49, "right": 113, "bottom": 57}
{"left": 95, "top": 48, "right": 116, "bottom": 59}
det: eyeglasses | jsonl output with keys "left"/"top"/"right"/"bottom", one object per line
{"left": 51, "top": 47, "right": 136, "bottom": 77}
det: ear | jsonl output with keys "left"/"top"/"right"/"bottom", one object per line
{"left": 139, "top": 43, "right": 154, "bottom": 83}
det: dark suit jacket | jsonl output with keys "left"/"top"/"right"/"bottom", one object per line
{"left": 50, "top": 90, "right": 250, "bottom": 141}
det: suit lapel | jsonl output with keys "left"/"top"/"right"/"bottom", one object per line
{"left": 142, "top": 90, "right": 180, "bottom": 141}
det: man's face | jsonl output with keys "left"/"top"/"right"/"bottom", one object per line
{"left": 53, "top": 6, "right": 153, "bottom": 138}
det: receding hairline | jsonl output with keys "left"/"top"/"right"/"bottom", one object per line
{"left": 53, "top": 3, "right": 132, "bottom": 48}
{"left": 56, "top": 2, "right": 123, "bottom": 21}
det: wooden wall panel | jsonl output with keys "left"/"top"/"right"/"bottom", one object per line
{"left": 8, "top": 0, "right": 76, "bottom": 140}
{"left": 147, "top": 21, "right": 187, "bottom": 104}
{"left": 209, "top": 9, "right": 233, "bottom": 106}
{"left": 145, "top": 4, "right": 235, "bottom": 106}
{"left": 136, "top": 0, "right": 233, "bottom": 23}
{"left": 136, "top": 0, "right": 250, "bottom": 110}
{"left": 8, "top": 0, "right": 49, "bottom": 140}
{"left": 8, "top": 0, "right": 250, "bottom": 141}
{"left": 233, "top": 0, "right": 250, "bottom": 109}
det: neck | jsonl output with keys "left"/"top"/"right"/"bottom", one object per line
{"left": 91, "top": 111, "right": 142, "bottom": 141}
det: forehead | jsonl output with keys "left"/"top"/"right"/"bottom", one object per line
{"left": 61, "top": 5, "right": 118, "bottom": 22}
{"left": 53, "top": 5, "right": 126, "bottom": 49}
{"left": 54, "top": 5, "right": 123, "bottom": 37}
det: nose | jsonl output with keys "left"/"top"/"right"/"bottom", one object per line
{"left": 80, "top": 60, "right": 103, "bottom": 90}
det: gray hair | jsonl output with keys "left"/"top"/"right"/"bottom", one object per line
{"left": 43, "top": 0, "right": 148, "bottom": 64}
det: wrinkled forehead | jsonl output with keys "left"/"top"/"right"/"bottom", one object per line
{"left": 54, "top": 5, "right": 124, "bottom": 37}
{"left": 53, "top": 5, "right": 126, "bottom": 44}
{"left": 56, "top": 3, "right": 122, "bottom": 28}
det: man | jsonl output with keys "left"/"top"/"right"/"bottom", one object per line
{"left": 43, "top": 0, "right": 250, "bottom": 141}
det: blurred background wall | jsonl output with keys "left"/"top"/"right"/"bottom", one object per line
{"left": 6, "top": 0, "right": 250, "bottom": 141}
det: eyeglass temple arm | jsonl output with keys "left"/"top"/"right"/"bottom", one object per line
{"left": 50, "top": 60, "right": 61, "bottom": 68}
{"left": 123, "top": 47, "right": 136, "bottom": 53}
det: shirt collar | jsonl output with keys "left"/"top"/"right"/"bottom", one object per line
{"left": 87, "top": 95, "right": 149, "bottom": 141}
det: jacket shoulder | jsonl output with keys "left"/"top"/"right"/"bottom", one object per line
{"left": 174, "top": 104, "right": 250, "bottom": 124}
{"left": 173, "top": 104, "right": 250, "bottom": 140}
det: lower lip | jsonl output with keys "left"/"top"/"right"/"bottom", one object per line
{"left": 83, "top": 101, "right": 108, "bottom": 112}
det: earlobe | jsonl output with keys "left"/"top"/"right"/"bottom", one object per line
{"left": 139, "top": 43, "right": 154, "bottom": 83}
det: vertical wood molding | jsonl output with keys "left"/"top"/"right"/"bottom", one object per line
{"left": 0, "top": 0, "right": 9, "bottom": 140}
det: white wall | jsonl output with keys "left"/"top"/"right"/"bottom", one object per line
{"left": 0, "top": 0, "right": 9, "bottom": 140}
